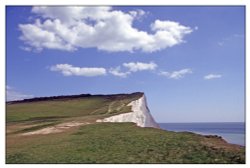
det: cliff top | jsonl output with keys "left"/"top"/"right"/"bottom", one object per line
{"left": 7, "top": 92, "right": 144, "bottom": 104}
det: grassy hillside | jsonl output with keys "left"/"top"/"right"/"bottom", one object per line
{"left": 7, "top": 93, "right": 142, "bottom": 123}
{"left": 7, "top": 123, "right": 244, "bottom": 163}
{"left": 6, "top": 93, "right": 245, "bottom": 164}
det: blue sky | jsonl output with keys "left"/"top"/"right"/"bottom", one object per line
{"left": 6, "top": 6, "right": 245, "bottom": 122}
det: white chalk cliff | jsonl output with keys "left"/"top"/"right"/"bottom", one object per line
{"left": 97, "top": 94, "right": 159, "bottom": 128}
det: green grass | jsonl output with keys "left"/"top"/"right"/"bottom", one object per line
{"left": 6, "top": 93, "right": 245, "bottom": 163}
{"left": 6, "top": 123, "right": 245, "bottom": 164}
{"left": 7, "top": 95, "right": 140, "bottom": 123}
{"left": 7, "top": 98, "right": 108, "bottom": 122}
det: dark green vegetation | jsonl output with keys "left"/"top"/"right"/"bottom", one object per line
{"left": 6, "top": 93, "right": 245, "bottom": 164}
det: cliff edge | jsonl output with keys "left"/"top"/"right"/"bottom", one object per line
{"left": 97, "top": 94, "right": 159, "bottom": 128}
{"left": 7, "top": 92, "right": 245, "bottom": 163}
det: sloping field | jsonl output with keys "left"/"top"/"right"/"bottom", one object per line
{"left": 7, "top": 93, "right": 143, "bottom": 149}
{"left": 6, "top": 93, "right": 245, "bottom": 163}
{"left": 7, "top": 123, "right": 244, "bottom": 163}
{"left": 7, "top": 93, "right": 142, "bottom": 123}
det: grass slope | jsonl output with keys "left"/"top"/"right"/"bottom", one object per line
{"left": 7, "top": 123, "right": 244, "bottom": 163}
{"left": 7, "top": 93, "right": 142, "bottom": 123}
{"left": 6, "top": 93, "right": 245, "bottom": 164}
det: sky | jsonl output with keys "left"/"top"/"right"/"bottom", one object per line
{"left": 6, "top": 6, "right": 245, "bottom": 123}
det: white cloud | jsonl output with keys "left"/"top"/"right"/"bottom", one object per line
{"left": 19, "top": 21, "right": 76, "bottom": 52}
{"left": 129, "top": 9, "right": 147, "bottom": 20}
{"left": 50, "top": 64, "right": 106, "bottom": 77}
{"left": 109, "top": 61, "right": 157, "bottom": 78}
{"left": 159, "top": 68, "right": 192, "bottom": 79}
{"left": 151, "top": 20, "right": 193, "bottom": 36}
{"left": 50, "top": 62, "right": 157, "bottom": 78}
{"left": 19, "top": 6, "right": 193, "bottom": 52}
{"left": 109, "top": 66, "right": 131, "bottom": 78}
{"left": 204, "top": 74, "right": 222, "bottom": 80}
{"left": 123, "top": 62, "right": 157, "bottom": 72}
{"left": 6, "top": 86, "right": 33, "bottom": 101}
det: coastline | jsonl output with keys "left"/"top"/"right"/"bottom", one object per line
{"left": 159, "top": 122, "right": 245, "bottom": 146}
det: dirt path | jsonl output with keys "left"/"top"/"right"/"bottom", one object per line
{"left": 22, "top": 121, "right": 90, "bottom": 136}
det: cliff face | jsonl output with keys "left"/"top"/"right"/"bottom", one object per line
{"left": 97, "top": 94, "right": 159, "bottom": 128}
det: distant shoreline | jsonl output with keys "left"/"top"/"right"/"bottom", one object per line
{"left": 159, "top": 122, "right": 245, "bottom": 146}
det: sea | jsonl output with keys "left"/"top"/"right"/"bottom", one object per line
{"left": 159, "top": 122, "right": 245, "bottom": 146}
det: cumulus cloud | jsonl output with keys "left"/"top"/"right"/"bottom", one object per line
{"left": 6, "top": 86, "right": 33, "bottom": 101}
{"left": 159, "top": 68, "right": 192, "bottom": 79}
{"left": 123, "top": 62, "right": 157, "bottom": 72}
{"left": 109, "top": 66, "right": 131, "bottom": 78}
{"left": 51, "top": 62, "right": 158, "bottom": 78}
{"left": 19, "top": 6, "right": 193, "bottom": 52}
{"left": 50, "top": 64, "right": 107, "bottom": 77}
{"left": 129, "top": 9, "right": 147, "bottom": 20}
{"left": 109, "top": 61, "right": 157, "bottom": 77}
{"left": 204, "top": 74, "right": 222, "bottom": 80}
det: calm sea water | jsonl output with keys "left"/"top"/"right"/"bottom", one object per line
{"left": 159, "top": 122, "right": 245, "bottom": 146}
